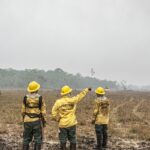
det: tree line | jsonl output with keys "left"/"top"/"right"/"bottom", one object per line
{"left": 0, "top": 68, "right": 120, "bottom": 90}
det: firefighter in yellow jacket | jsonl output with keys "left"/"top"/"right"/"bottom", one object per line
{"left": 21, "top": 81, "right": 46, "bottom": 150}
{"left": 92, "top": 87, "right": 110, "bottom": 150}
{"left": 51, "top": 85, "right": 91, "bottom": 150}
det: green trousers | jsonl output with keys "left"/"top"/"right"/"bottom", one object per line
{"left": 59, "top": 125, "right": 76, "bottom": 144}
{"left": 23, "top": 120, "right": 42, "bottom": 145}
{"left": 95, "top": 124, "right": 108, "bottom": 148}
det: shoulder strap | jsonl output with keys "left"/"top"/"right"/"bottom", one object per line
{"left": 23, "top": 96, "right": 27, "bottom": 107}
{"left": 23, "top": 95, "right": 42, "bottom": 110}
{"left": 39, "top": 96, "right": 42, "bottom": 110}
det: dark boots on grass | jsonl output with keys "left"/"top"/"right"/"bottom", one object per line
{"left": 70, "top": 143, "right": 76, "bottom": 150}
{"left": 23, "top": 144, "right": 41, "bottom": 150}
{"left": 60, "top": 143, "right": 67, "bottom": 150}
{"left": 34, "top": 144, "right": 41, "bottom": 150}
{"left": 60, "top": 143, "right": 76, "bottom": 150}
{"left": 94, "top": 132, "right": 107, "bottom": 150}
{"left": 23, "top": 145, "right": 29, "bottom": 150}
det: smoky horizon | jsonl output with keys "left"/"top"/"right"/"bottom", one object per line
{"left": 0, "top": 0, "right": 150, "bottom": 86}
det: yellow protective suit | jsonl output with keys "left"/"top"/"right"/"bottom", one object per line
{"left": 51, "top": 88, "right": 88, "bottom": 128}
{"left": 93, "top": 97, "right": 110, "bottom": 125}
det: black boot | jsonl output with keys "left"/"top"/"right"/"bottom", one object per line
{"left": 23, "top": 145, "right": 29, "bottom": 150}
{"left": 60, "top": 143, "right": 66, "bottom": 150}
{"left": 70, "top": 143, "right": 76, "bottom": 150}
{"left": 34, "top": 144, "right": 41, "bottom": 150}
{"left": 94, "top": 145, "right": 103, "bottom": 150}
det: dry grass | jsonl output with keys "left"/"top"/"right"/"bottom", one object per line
{"left": 0, "top": 90, "right": 150, "bottom": 142}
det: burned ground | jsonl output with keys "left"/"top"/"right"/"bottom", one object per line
{"left": 0, "top": 90, "right": 150, "bottom": 149}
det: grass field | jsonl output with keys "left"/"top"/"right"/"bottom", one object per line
{"left": 0, "top": 90, "right": 150, "bottom": 149}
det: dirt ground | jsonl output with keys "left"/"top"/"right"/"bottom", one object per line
{"left": 0, "top": 90, "right": 150, "bottom": 150}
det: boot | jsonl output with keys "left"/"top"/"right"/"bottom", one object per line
{"left": 102, "top": 141, "right": 108, "bottom": 148}
{"left": 23, "top": 145, "right": 29, "bottom": 150}
{"left": 60, "top": 143, "right": 66, "bottom": 150}
{"left": 70, "top": 143, "right": 76, "bottom": 150}
{"left": 93, "top": 145, "right": 102, "bottom": 150}
{"left": 34, "top": 144, "right": 41, "bottom": 150}
{"left": 102, "top": 144, "right": 108, "bottom": 149}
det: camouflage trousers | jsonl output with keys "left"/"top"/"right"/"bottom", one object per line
{"left": 23, "top": 120, "right": 42, "bottom": 145}
{"left": 59, "top": 125, "right": 76, "bottom": 144}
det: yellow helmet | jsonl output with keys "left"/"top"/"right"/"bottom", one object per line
{"left": 27, "top": 81, "right": 40, "bottom": 92}
{"left": 61, "top": 85, "right": 72, "bottom": 96}
{"left": 95, "top": 87, "right": 105, "bottom": 95}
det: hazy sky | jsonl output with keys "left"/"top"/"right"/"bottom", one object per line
{"left": 0, "top": 0, "right": 150, "bottom": 85}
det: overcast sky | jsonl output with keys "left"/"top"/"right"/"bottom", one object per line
{"left": 0, "top": 0, "right": 150, "bottom": 85}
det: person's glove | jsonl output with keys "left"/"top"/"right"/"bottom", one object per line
{"left": 43, "top": 120, "right": 47, "bottom": 128}
{"left": 88, "top": 88, "right": 92, "bottom": 91}
{"left": 52, "top": 116, "right": 60, "bottom": 122}
{"left": 41, "top": 117, "right": 47, "bottom": 127}
{"left": 91, "top": 120, "right": 95, "bottom": 125}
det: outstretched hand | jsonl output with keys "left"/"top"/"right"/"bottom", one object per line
{"left": 91, "top": 120, "right": 95, "bottom": 125}
{"left": 88, "top": 88, "right": 92, "bottom": 91}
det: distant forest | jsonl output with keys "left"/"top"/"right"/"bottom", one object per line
{"left": 0, "top": 68, "right": 121, "bottom": 90}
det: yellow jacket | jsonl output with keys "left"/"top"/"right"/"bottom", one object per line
{"left": 93, "top": 97, "right": 110, "bottom": 125}
{"left": 51, "top": 88, "right": 89, "bottom": 128}
{"left": 21, "top": 93, "right": 46, "bottom": 123}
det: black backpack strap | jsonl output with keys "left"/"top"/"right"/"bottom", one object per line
{"left": 23, "top": 96, "right": 27, "bottom": 107}
{"left": 23, "top": 95, "right": 43, "bottom": 119}
{"left": 24, "top": 95, "right": 42, "bottom": 110}
{"left": 39, "top": 96, "right": 42, "bottom": 110}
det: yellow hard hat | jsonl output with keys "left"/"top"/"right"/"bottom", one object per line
{"left": 61, "top": 85, "right": 72, "bottom": 96}
{"left": 27, "top": 81, "right": 40, "bottom": 92}
{"left": 95, "top": 87, "right": 105, "bottom": 95}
